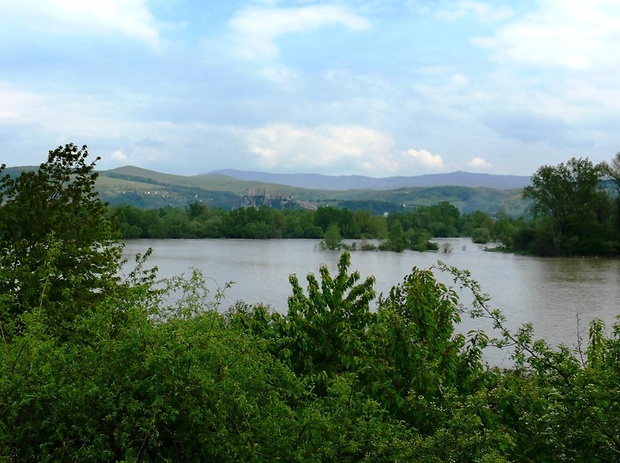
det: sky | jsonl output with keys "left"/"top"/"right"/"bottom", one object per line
{"left": 1, "top": 0, "right": 619, "bottom": 177}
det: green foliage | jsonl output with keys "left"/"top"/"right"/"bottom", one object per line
{"left": 367, "top": 268, "right": 488, "bottom": 432}
{"left": 522, "top": 157, "right": 616, "bottom": 255}
{"left": 114, "top": 197, "right": 549, "bottom": 254}
{"left": 444, "top": 262, "right": 620, "bottom": 460}
{"left": 318, "top": 223, "right": 344, "bottom": 250}
{"left": 383, "top": 218, "right": 405, "bottom": 252}
{"left": 4, "top": 231, "right": 620, "bottom": 461}
{"left": 0, "top": 274, "right": 308, "bottom": 461}
{"left": 472, "top": 227, "right": 491, "bottom": 244}
{"left": 281, "top": 251, "right": 376, "bottom": 381}
{"left": 602, "top": 151, "right": 620, "bottom": 193}
{"left": 5, "top": 146, "right": 620, "bottom": 460}
{"left": 379, "top": 216, "right": 437, "bottom": 251}
{"left": 0, "top": 144, "right": 123, "bottom": 339}
{"left": 229, "top": 254, "right": 518, "bottom": 460}
{"left": 414, "top": 202, "right": 460, "bottom": 236}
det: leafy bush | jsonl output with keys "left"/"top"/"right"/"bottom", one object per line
{"left": 472, "top": 227, "right": 491, "bottom": 244}
{"left": 3, "top": 145, "right": 620, "bottom": 461}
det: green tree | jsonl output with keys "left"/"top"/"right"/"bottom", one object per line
{"left": 159, "top": 205, "right": 192, "bottom": 238}
{"left": 319, "top": 223, "right": 344, "bottom": 250}
{"left": 314, "top": 205, "right": 340, "bottom": 233}
{"left": 384, "top": 219, "right": 405, "bottom": 252}
{"left": 186, "top": 200, "right": 208, "bottom": 219}
{"left": 0, "top": 144, "right": 123, "bottom": 338}
{"left": 602, "top": 151, "right": 620, "bottom": 192}
{"left": 459, "top": 210, "right": 494, "bottom": 237}
{"left": 472, "top": 227, "right": 491, "bottom": 244}
{"left": 522, "top": 157, "right": 614, "bottom": 255}
{"left": 368, "top": 268, "right": 487, "bottom": 427}
{"left": 281, "top": 251, "right": 376, "bottom": 382}
{"left": 113, "top": 205, "right": 147, "bottom": 238}
{"left": 492, "top": 212, "right": 518, "bottom": 248}
{"left": 417, "top": 202, "right": 460, "bottom": 237}
{"left": 602, "top": 152, "right": 620, "bottom": 245}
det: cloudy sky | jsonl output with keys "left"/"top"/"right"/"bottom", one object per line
{"left": 1, "top": 0, "right": 619, "bottom": 177}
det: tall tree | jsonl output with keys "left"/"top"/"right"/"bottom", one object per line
{"left": 522, "top": 157, "right": 614, "bottom": 255}
{"left": 602, "top": 151, "right": 620, "bottom": 192}
{"left": 602, "top": 152, "right": 620, "bottom": 244}
{"left": 0, "top": 143, "right": 123, "bottom": 337}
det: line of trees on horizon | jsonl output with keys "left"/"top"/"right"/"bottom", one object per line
{"left": 111, "top": 152, "right": 620, "bottom": 257}
{"left": 110, "top": 200, "right": 518, "bottom": 251}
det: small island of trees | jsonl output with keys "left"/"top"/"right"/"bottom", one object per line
{"left": 0, "top": 144, "right": 619, "bottom": 461}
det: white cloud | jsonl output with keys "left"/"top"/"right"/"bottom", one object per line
{"left": 450, "top": 73, "right": 470, "bottom": 86}
{"left": 228, "top": 4, "right": 369, "bottom": 61}
{"left": 0, "top": 87, "right": 43, "bottom": 122}
{"left": 404, "top": 149, "right": 444, "bottom": 169}
{"left": 467, "top": 157, "right": 491, "bottom": 169}
{"left": 2, "top": 0, "right": 160, "bottom": 47}
{"left": 258, "top": 64, "right": 299, "bottom": 84}
{"left": 439, "top": 1, "right": 513, "bottom": 22}
{"left": 476, "top": 0, "right": 620, "bottom": 71}
{"left": 246, "top": 124, "right": 396, "bottom": 173}
{"left": 110, "top": 149, "right": 128, "bottom": 162}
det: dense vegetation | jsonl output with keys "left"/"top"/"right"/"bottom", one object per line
{"left": 13, "top": 150, "right": 619, "bottom": 256}
{"left": 2, "top": 145, "right": 620, "bottom": 461}
{"left": 112, "top": 155, "right": 620, "bottom": 256}
{"left": 111, "top": 200, "right": 521, "bottom": 252}
{"left": 520, "top": 156, "right": 619, "bottom": 256}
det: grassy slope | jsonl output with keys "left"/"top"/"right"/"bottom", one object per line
{"left": 5, "top": 165, "right": 526, "bottom": 215}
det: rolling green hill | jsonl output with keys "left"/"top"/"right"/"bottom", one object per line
{"left": 96, "top": 166, "right": 527, "bottom": 215}
{"left": 2, "top": 164, "right": 527, "bottom": 215}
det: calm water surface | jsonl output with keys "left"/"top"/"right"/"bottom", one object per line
{"left": 123, "top": 238, "right": 620, "bottom": 366}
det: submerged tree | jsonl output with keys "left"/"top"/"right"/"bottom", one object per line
{"left": 522, "top": 157, "right": 615, "bottom": 255}
{"left": 318, "top": 222, "right": 344, "bottom": 250}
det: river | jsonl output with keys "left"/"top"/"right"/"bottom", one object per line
{"left": 122, "top": 238, "right": 620, "bottom": 366}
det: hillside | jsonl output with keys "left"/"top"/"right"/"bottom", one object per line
{"left": 96, "top": 166, "right": 527, "bottom": 215}
{"left": 97, "top": 166, "right": 310, "bottom": 209}
{"left": 3, "top": 164, "right": 528, "bottom": 215}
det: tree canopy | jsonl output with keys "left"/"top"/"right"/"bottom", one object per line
{"left": 0, "top": 143, "right": 123, "bottom": 339}
{"left": 603, "top": 151, "right": 620, "bottom": 192}
{"left": 522, "top": 157, "right": 616, "bottom": 255}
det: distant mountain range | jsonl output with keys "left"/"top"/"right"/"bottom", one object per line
{"left": 2, "top": 164, "right": 530, "bottom": 215}
{"left": 207, "top": 169, "right": 531, "bottom": 191}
